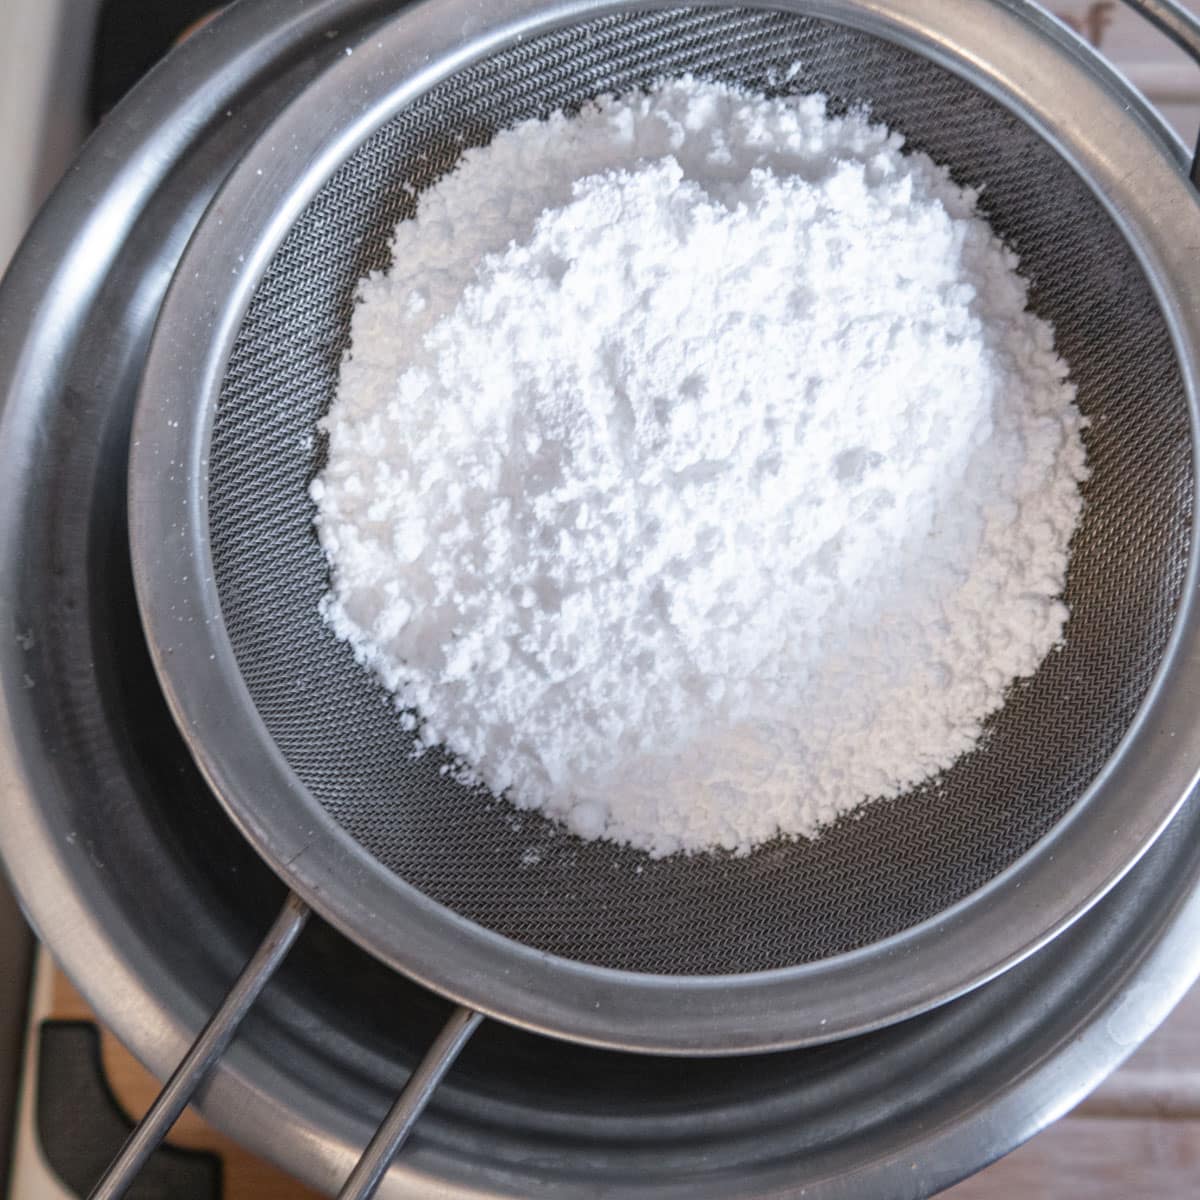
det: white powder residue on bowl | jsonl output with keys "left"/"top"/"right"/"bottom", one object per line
{"left": 311, "top": 76, "right": 1088, "bottom": 858}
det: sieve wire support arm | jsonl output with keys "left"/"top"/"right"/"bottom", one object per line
{"left": 85, "top": 886, "right": 481, "bottom": 1200}
{"left": 1121, "top": 0, "right": 1200, "bottom": 64}
{"left": 1117, "top": 0, "right": 1200, "bottom": 185}
{"left": 87, "top": 890, "right": 311, "bottom": 1200}
{"left": 336, "top": 1005, "right": 484, "bottom": 1200}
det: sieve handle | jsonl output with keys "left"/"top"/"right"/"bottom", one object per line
{"left": 87, "top": 891, "right": 311, "bottom": 1200}
{"left": 336, "top": 1005, "right": 484, "bottom": 1200}
{"left": 84, "top": 887, "right": 481, "bottom": 1200}
{"left": 1117, "top": 0, "right": 1200, "bottom": 184}
{"left": 1120, "top": 0, "right": 1200, "bottom": 62}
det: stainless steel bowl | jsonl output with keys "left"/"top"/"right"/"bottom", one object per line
{"left": 2, "top": 1, "right": 1200, "bottom": 1197}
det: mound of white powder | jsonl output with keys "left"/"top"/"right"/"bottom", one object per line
{"left": 311, "top": 77, "right": 1088, "bottom": 858}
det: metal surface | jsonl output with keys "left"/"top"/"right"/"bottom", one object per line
{"left": 0, "top": 0, "right": 97, "bottom": 1173}
{"left": 1118, "top": 1, "right": 1200, "bottom": 184}
{"left": 202, "top": 1, "right": 1196, "bottom": 981}
{"left": 0, "top": 0, "right": 98, "bottom": 265}
{"left": 87, "top": 893, "right": 309, "bottom": 1200}
{"left": 337, "top": 1007, "right": 483, "bottom": 1200}
{"left": 2, "top": 2, "right": 1200, "bottom": 1199}
{"left": 130, "top": 0, "right": 1200, "bottom": 1055}
{"left": 0, "top": 878, "right": 32, "bottom": 1196}
{"left": 1122, "top": 0, "right": 1200, "bottom": 69}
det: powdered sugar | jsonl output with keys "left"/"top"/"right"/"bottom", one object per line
{"left": 312, "top": 77, "right": 1087, "bottom": 857}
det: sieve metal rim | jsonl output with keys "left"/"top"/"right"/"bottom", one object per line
{"left": 130, "top": 0, "right": 1200, "bottom": 1055}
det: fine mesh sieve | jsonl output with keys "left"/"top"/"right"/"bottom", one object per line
{"left": 208, "top": 5, "right": 1190, "bottom": 977}
{"left": 129, "top": 0, "right": 1200, "bottom": 1067}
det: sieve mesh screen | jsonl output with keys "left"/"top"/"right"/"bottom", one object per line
{"left": 209, "top": 7, "right": 1192, "bottom": 974}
